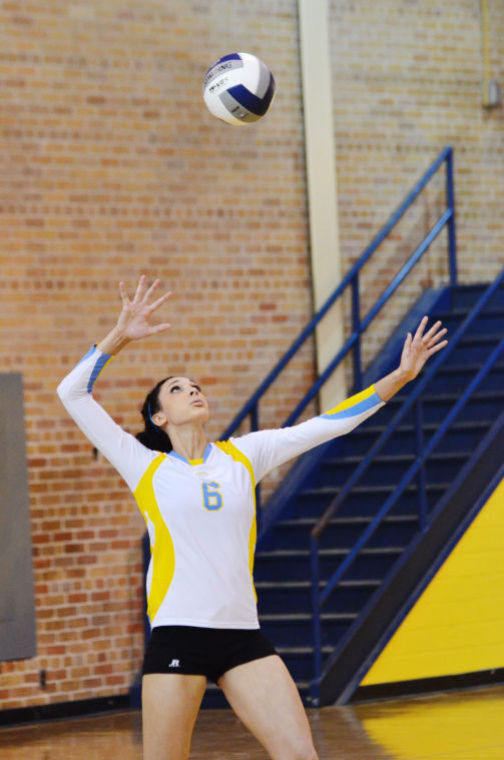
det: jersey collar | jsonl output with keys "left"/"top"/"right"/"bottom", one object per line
{"left": 169, "top": 443, "right": 213, "bottom": 466}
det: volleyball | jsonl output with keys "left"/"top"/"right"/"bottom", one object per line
{"left": 203, "top": 52, "right": 276, "bottom": 126}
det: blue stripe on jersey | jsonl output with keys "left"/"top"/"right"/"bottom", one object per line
{"left": 76, "top": 344, "right": 97, "bottom": 366}
{"left": 169, "top": 443, "right": 213, "bottom": 466}
{"left": 87, "top": 351, "right": 113, "bottom": 393}
{"left": 227, "top": 77, "right": 274, "bottom": 116}
{"left": 322, "top": 391, "right": 382, "bottom": 420}
{"left": 169, "top": 451, "right": 187, "bottom": 464}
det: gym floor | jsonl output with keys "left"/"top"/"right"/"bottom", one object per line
{"left": 1, "top": 685, "right": 504, "bottom": 759}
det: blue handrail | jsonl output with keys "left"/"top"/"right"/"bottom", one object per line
{"left": 284, "top": 205, "right": 453, "bottom": 427}
{"left": 220, "top": 147, "right": 456, "bottom": 532}
{"left": 309, "top": 267, "right": 504, "bottom": 693}
{"left": 223, "top": 146, "right": 456, "bottom": 437}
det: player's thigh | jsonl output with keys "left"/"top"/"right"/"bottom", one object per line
{"left": 142, "top": 673, "right": 207, "bottom": 760}
{"left": 218, "top": 655, "right": 318, "bottom": 760}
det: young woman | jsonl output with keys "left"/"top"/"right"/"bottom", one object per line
{"left": 57, "top": 275, "right": 447, "bottom": 760}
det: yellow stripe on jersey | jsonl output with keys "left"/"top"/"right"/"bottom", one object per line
{"left": 215, "top": 440, "right": 258, "bottom": 603}
{"left": 323, "top": 384, "right": 377, "bottom": 416}
{"left": 133, "top": 453, "right": 176, "bottom": 624}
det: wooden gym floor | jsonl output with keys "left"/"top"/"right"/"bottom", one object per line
{"left": 1, "top": 685, "right": 504, "bottom": 759}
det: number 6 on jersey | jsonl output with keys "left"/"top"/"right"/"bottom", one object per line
{"left": 202, "top": 481, "right": 223, "bottom": 511}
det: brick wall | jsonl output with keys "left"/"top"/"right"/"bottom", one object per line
{"left": 0, "top": 0, "right": 312, "bottom": 709}
{"left": 0, "top": 0, "right": 503, "bottom": 709}
{"left": 330, "top": 0, "right": 504, "bottom": 368}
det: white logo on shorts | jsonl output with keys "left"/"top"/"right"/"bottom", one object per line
{"left": 169, "top": 659, "right": 180, "bottom": 668}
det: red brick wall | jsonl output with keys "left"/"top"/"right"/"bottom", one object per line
{"left": 330, "top": 0, "right": 504, "bottom": 368}
{"left": 1, "top": 0, "right": 503, "bottom": 709}
{"left": 0, "top": 0, "right": 312, "bottom": 708}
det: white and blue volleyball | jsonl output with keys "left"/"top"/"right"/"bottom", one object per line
{"left": 203, "top": 52, "right": 275, "bottom": 126}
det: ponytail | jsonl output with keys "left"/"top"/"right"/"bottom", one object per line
{"left": 136, "top": 377, "right": 173, "bottom": 453}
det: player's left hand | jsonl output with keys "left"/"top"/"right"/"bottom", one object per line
{"left": 399, "top": 316, "right": 448, "bottom": 381}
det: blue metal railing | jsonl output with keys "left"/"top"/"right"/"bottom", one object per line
{"left": 221, "top": 147, "right": 457, "bottom": 532}
{"left": 309, "top": 268, "right": 504, "bottom": 694}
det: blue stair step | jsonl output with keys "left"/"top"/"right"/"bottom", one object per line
{"left": 449, "top": 283, "right": 504, "bottom": 310}
{"left": 266, "top": 514, "right": 419, "bottom": 550}
{"left": 432, "top": 307, "right": 504, "bottom": 334}
{"left": 259, "top": 611, "right": 357, "bottom": 647}
{"left": 254, "top": 546, "right": 403, "bottom": 583}
{"left": 439, "top": 334, "right": 503, "bottom": 366}
{"left": 256, "top": 578, "right": 380, "bottom": 615}
{"left": 421, "top": 362, "right": 504, "bottom": 395}
{"left": 344, "top": 419, "right": 494, "bottom": 457}
{"left": 418, "top": 395, "right": 504, "bottom": 425}
{"left": 289, "top": 482, "right": 449, "bottom": 519}
{"left": 377, "top": 391, "right": 504, "bottom": 427}
{"left": 317, "top": 451, "right": 471, "bottom": 487}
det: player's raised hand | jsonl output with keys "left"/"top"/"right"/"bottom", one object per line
{"left": 115, "top": 275, "right": 172, "bottom": 341}
{"left": 97, "top": 275, "right": 172, "bottom": 355}
{"left": 399, "top": 316, "right": 448, "bottom": 381}
{"left": 117, "top": 274, "right": 171, "bottom": 340}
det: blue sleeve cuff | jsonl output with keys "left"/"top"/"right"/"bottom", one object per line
{"left": 77, "top": 345, "right": 114, "bottom": 392}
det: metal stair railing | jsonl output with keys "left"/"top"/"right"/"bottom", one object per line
{"left": 309, "top": 267, "right": 504, "bottom": 695}
{"left": 220, "top": 147, "right": 457, "bottom": 531}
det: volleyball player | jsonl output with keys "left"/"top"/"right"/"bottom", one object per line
{"left": 57, "top": 275, "right": 447, "bottom": 760}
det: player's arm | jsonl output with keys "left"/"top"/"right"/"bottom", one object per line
{"left": 57, "top": 276, "right": 173, "bottom": 490}
{"left": 233, "top": 316, "right": 448, "bottom": 481}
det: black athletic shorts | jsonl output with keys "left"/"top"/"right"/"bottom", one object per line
{"left": 142, "top": 625, "right": 278, "bottom": 683}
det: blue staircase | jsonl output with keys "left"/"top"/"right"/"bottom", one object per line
{"left": 200, "top": 274, "right": 504, "bottom": 708}
{"left": 258, "top": 277, "right": 504, "bottom": 707}
{"left": 131, "top": 148, "right": 504, "bottom": 709}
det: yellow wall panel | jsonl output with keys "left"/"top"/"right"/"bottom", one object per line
{"left": 361, "top": 478, "right": 504, "bottom": 685}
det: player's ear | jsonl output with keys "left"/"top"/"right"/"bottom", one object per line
{"left": 152, "top": 411, "right": 167, "bottom": 427}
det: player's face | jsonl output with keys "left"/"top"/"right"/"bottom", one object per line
{"left": 154, "top": 376, "right": 210, "bottom": 427}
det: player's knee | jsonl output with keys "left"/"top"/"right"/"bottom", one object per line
{"left": 297, "top": 747, "right": 318, "bottom": 760}
{"left": 298, "top": 749, "right": 318, "bottom": 760}
{"left": 281, "top": 740, "right": 318, "bottom": 760}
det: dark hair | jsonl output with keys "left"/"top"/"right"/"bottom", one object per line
{"left": 135, "top": 377, "right": 173, "bottom": 453}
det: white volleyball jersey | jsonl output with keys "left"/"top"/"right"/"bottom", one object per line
{"left": 57, "top": 346, "right": 386, "bottom": 630}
